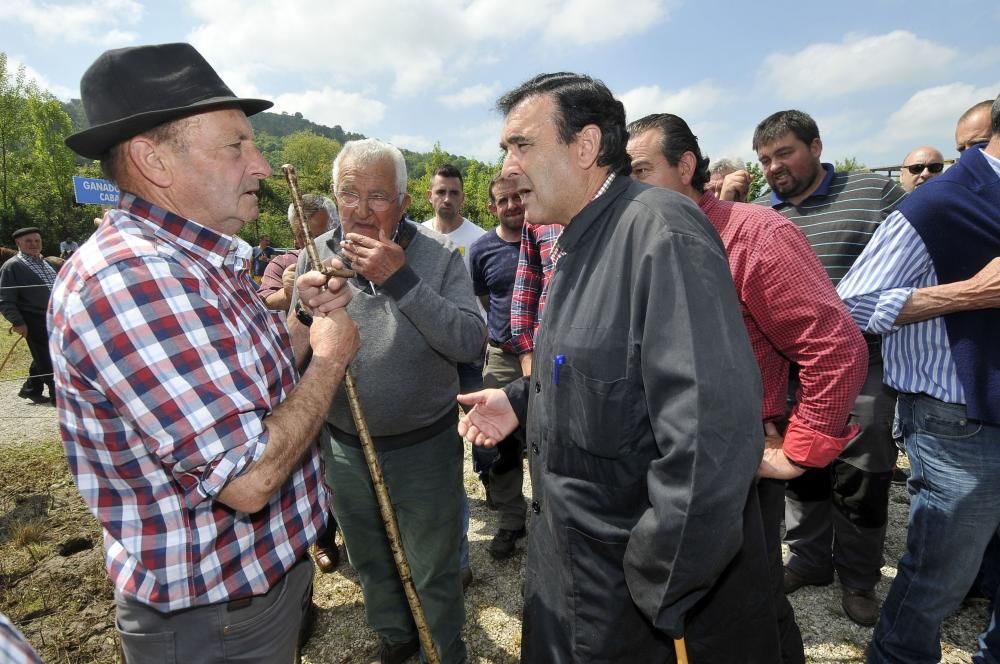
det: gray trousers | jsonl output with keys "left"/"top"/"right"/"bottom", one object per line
{"left": 482, "top": 345, "right": 527, "bottom": 531}
{"left": 784, "top": 361, "right": 897, "bottom": 590}
{"left": 115, "top": 557, "right": 313, "bottom": 663}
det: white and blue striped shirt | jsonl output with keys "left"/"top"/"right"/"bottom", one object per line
{"left": 837, "top": 148, "right": 1000, "bottom": 404}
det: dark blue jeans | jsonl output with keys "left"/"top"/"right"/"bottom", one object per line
{"left": 868, "top": 394, "right": 1000, "bottom": 664}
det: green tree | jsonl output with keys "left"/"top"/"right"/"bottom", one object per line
{"left": 744, "top": 161, "right": 767, "bottom": 201}
{"left": 0, "top": 53, "right": 31, "bottom": 220}
{"left": 1, "top": 53, "right": 85, "bottom": 253}
{"left": 279, "top": 131, "right": 341, "bottom": 194}
{"left": 834, "top": 157, "right": 866, "bottom": 173}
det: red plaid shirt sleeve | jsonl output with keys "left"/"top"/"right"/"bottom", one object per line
{"left": 702, "top": 194, "right": 867, "bottom": 467}
{"left": 510, "top": 223, "right": 560, "bottom": 355}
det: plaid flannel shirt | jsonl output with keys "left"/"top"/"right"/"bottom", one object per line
{"left": 49, "top": 194, "right": 328, "bottom": 612}
{"left": 509, "top": 223, "right": 561, "bottom": 356}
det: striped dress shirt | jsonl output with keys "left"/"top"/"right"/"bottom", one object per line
{"left": 837, "top": 210, "right": 964, "bottom": 403}
{"left": 839, "top": 148, "right": 1000, "bottom": 403}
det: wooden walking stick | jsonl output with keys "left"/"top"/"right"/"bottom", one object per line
{"left": 282, "top": 165, "right": 441, "bottom": 664}
{"left": 0, "top": 327, "right": 24, "bottom": 375}
{"left": 674, "top": 637, "right": 689, "bottom": 664}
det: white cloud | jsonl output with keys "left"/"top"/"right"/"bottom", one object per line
{"left": 452, "top": 119, "right": 506, "bottom": 163}
{"left": 4, "top": 55, "right": 75, "bottom": 98}
{"left": 271, "top": 88, "right": 387, "bottom": 134}
{"left": 544, "top": 0, "right": 670, "bottom": 45}
{"left": 389, "top": 134, "right": 435, "bottom": 153}
{"left": 760, "top": 31, "right": 957, "bottom": 100}
{"left": 619, "top": 81, "right": 725, "bottom": 123}
{"left": 0, "top": 0, "right": 141, "bottom": 45}
{"left": 873, "top": 82, "right": 1000, "bottom": 156}
{"left": 441, "top": 83, "right": 501, "bottom": 110}
{"left": 187, "top": 0, "right": 674, "bottom": 99}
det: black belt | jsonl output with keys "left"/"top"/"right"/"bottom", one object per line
{"left": 488, "top": 339, "right": 515, "bottom": 353}
{"left": 325, "top": 406, "right": 457, "bottom": 452}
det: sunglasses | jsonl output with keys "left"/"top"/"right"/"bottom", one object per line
{"left": 904, "top": 162, "right": 944, "bottom": 175}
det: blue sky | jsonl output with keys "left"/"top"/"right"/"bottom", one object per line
{"left": 2, "top": 0, "right": 998, "bottom": 169}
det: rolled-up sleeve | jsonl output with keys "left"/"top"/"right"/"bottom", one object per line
{"left": 838, "top": 210, "right": 930, "bottom": 335}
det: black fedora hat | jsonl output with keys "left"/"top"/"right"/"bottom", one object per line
{"left": 65, "top": 42, "right": 272, "bottom": 160}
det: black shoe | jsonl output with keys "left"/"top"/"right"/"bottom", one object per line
{"left": 783, "top": 566, "right": 833, "bottom": 594}
{"left": 17, "top": 387, "right": 44, "bottom": 402}
{"left": 489, "top": 527, "right": 526, "bottom": 560}
{"left": 842, "top": 587, "right": 879, "bottom": 626}
{"left": 370, "top": 636, "right": 419, "bottom": 664}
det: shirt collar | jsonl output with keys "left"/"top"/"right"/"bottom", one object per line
{"left": 769, "top": 162, "right": 835, "bottom": 207}
{"left": 117, "top": 192, "right": 250, "bottom": 268}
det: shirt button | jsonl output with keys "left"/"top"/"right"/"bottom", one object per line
{"left": 531, "top": 500, "right": 541, "bottom": 514}
{"left": 534, "top": 382, "right": 541, "bottom": 393}
{"left": 531, "top": 443, "right": 539, "bottom": 455}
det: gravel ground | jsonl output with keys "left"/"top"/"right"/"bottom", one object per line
{"left": 0, "top": 376, "right": 988, "bottom": 663}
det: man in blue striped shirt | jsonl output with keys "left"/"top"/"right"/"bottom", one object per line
{"left": 838, "top": 94, "right": 1000, "bottom": 664}
{"left": 753, "top": 109, "right": 906, "bottom": 627}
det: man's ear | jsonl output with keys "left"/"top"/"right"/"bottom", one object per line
{"left": 576, "top": 124, "right": 602, "bottom": 169}
{"left": 679, "top": 151, "right": 697, "bottom": 187}
{"left": 810, "top": 137, "right": 823, "bottom": 160}
{"left": 488, "top": 201, "right": 498, "bottom": 217}
{"left": 127, "top": 136, "right": 173, "bottom": 188}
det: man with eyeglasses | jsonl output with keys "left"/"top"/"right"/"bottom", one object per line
{"left": 753, "top": 109, "right": 906, "bottom": 628}
{"left": 292, "top": 138, "right": 485, "bottom": 664}
{"left": 899, "top": 147, "right": 945, "bottom": 192}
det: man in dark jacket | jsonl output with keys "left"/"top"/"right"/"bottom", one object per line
{"left": 0, "top": 227, "right": 57, "bottom": 403}
{"left": 459, "top": 72, "right": 780, "bottom": 663}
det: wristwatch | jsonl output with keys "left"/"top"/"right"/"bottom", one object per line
{"left": 295, "top": 303, "right": 313, "bottom": 327}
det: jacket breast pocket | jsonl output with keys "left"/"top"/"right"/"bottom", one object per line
{"left": 542, "top": 328, "right": 643, "bottom": 486}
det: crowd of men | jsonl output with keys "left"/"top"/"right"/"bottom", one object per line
{"left": 1, "top": 40, "right": 997, "bottom": 664}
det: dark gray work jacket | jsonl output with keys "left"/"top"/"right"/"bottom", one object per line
{"left": 506, "top": 175, "right": 780, "bottom": 663}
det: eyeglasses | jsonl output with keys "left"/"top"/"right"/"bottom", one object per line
{"left": 335, "top": 191, "right": 401, "bottom": 212}
{"left": 903, "top": 162, "right": 944, "bottom": 175}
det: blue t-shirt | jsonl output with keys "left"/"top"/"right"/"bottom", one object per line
{"left": 468, "top": 230, "right": 520, "bottom": 345}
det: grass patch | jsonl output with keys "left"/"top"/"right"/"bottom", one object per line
{"left": 0, "top": 440, "right": 116, "bottom": 663}
{"left": 0, "top": 329, "right": 31, "bottom": 381}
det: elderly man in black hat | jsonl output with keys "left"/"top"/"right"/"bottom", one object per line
{"left": 0, "top": 226, "right": 57, "bottom": 403}
{"left": 52, "top": 43, "right": 359, "bottom": 663}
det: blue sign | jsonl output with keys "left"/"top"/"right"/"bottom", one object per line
{"left": 72, "top": 176, "right": 120, "bottom": 205}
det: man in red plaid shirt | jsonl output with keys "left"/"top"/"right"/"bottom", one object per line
{"left": 627, "top": 113, "right": 867, "bottom": 664}
{"left": 53, "top": 43, "right": 359, "bottom": 663}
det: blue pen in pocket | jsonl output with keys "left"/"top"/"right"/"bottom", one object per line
{"left": 553, "top": 354, "right": 565, "bottom": 386}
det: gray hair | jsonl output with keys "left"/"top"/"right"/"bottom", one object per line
{"left": 332, "top": 138, "right": 408, "bottom": 197}
{"left": 709, "top": 158, "right": 744, "bottom": 176}
{"left": 287, "top": 194, "right": 338, "bottom": 227}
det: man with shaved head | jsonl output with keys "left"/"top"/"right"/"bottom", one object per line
{"left": 956, "top": 99, "right": 993, "bottom": 154}
{"left": 899, "top": 146, "right": 945, "bottom": 192}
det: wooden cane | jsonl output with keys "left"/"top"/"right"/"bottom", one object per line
{"left": 674, "top": 637, "right": 689, "bottom": 664}
{"left": 282, "top": 165, "right": 441, "bottom": 664}
{"left": 0, "top": 328, "right": 24, "bottom": 375}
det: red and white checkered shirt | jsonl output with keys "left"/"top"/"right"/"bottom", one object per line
{"left": 699, "top": 192, "right": 866, "bottom": 467}
{"left": 49, "top": 194, "right": 329, "bottom": 612}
